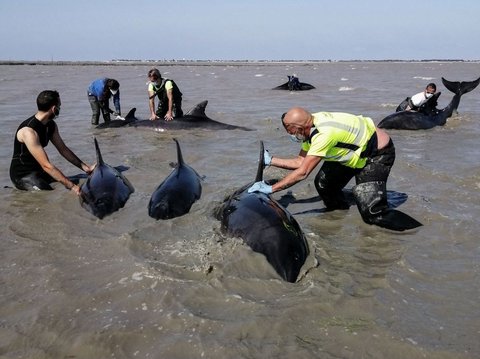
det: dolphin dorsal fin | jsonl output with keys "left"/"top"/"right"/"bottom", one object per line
{"left": 254, "top": 141, "right": 264, "bottom": 182}
{"left": 173, "top": 138, "right": 184, "bottom": 166}
{"left": 93, "top": 137, "right": 105, "bottom": 165}
{"left": 185, "top": 100, "right": 208, "bottom": 118}
{"left": 124, "top": 108, "right": 137, "bottom": 121}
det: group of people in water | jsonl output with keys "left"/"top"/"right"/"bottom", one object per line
{"left": 10, "top": 71, "right": 435, "bottom": 231}
{"left": 86, "top": 68, "right": 184, "bottom": 125}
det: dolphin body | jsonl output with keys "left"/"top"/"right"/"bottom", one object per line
{"left": 79, "top": 138, "right": 135, "bottom": 219}
{"left": 215, "top": 141, "right": 309, "bottom": 283}
{"left": 148, "top": 138, "right": 202, "bottom": 220}
{"left": 97, "top": 100, "right": 253, "bottom": 131}
{"left": 95, "top": 108, "right": 138, "bottom": 129}
{"left": 378, "top": 77, "right": 480, "bottom": 130}
{"left": 272, "top": 81, "right": 315, "bottom": 91}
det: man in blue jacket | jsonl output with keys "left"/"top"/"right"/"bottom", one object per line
{"left": 87, "top": 78, "right": 121, "bottom": 125}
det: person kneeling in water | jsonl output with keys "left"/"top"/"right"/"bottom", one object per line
{"left": 248, "top": 107, "right": 422, "bottom": 231}
{"left": 10, "top": 90, "right": 95, "bottom": 195}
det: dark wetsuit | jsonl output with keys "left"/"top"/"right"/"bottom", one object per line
{"left": 10, "top": 116, "right": 57, "bottom": 190}
{"left": 152, "top": 79, "right": 183, "bottom": 118}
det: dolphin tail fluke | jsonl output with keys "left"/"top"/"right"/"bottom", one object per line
{"left": 173, "top": 138, "right": 184, "bottom": 166}
{"left": 93, "top": 137, "right": 105, "bottom": 165}
{"left": 442, "top": 77, "right": 480, "bottom": 96}
{"left": 255, "top": 141, "right": 265, "bottom": 182}
{"left": 299, "top": 83, "right": 316, "bottom": 90}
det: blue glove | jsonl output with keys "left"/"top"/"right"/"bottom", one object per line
{"left": 248, "top": 181, "right": 273, "bottom": 194}
{"left": 264, "top": 149, "right": 272, "bottom": 166}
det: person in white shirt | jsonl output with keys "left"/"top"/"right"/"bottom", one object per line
{"left": 396, "top": 83, "right": 437, "bottom": 112}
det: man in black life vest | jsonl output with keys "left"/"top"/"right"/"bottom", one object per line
{"left": 147, "top": 68, "right": 183, "bottom": 121}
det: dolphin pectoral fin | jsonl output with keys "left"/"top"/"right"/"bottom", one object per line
{"left": 369, "top": 208, "right": 423, "bottom": 231}
{"left": 114, "top": 165, "right": 130, "bottom": 172}
{"left": 68, "top": 173, "right": 87, "bottom": 181}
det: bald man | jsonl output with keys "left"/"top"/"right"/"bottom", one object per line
{"left": 248, "top": 107, "right": 422, "bottom": 231}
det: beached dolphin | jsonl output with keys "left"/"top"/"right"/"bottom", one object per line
{"left": 95, "top": 108, "right": 138, "bottom": 129}
{"left": 108, "top": 100, "right": 251, "bottom": 131}
{"left": 378, "top": 77, "right": 480, "bottom": 130}
{"left": 79, "top": 138, "right": 135, "bottom": 219}
{"left": 214, "top": 141, "right": 309, "bottom": 282}
{"left": 272, "top": 81, "right": 315, "bottom": 91}
{"left": 148, "top": 138, "right": 202, "bottom": 220}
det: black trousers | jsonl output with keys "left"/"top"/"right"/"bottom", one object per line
{"left": 156, "top": 100, "right": 183, "bottom": 118}
{"left": 88, "top": 94, "right": 110, "bottom": 125}
{"left": 314, "top": 139, "right": 395, "bottom": 210}
{"left": 11, "top": 171, "right": 55, "bottom": 191}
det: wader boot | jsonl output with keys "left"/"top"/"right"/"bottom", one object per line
{"left": 88, "top": 95, "right": 100, "bottom": 125}
{"left": 352, "top": 181, "right": 422, "bottom": 231}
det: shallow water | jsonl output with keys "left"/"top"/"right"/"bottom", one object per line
{"left": 1, "top": 62, "right": 479, "bottom": 358}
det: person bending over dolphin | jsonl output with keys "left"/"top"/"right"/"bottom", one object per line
{"left": 147, "top": 68, "right": 183, "bottom": 121}
{"left": 396, "top": 83, "right": 437, "bottom": 113}
{"left": 87, "top": 78, "right": 121, "bottom": 125}
{"left": 10, "top": 90, "right": 95, "bottom": 196}
{"left": 248, "top": 107, "right": 422, "bottom": 232}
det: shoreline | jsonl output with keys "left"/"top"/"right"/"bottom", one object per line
{"left": 0, "top": 59, "right": 478, "bottom": 66}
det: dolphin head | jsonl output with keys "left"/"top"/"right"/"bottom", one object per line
{"left": 80, "top": 191, "right": 118, "bottom": 219}
{"left": 148, "top": 196, "right": 179, "bottom": 220}
{"left": 91, "top": 197, "right": 117, "bottom": 219}
{"left": 148, "top": 189, "right": 195, "bottom": 220}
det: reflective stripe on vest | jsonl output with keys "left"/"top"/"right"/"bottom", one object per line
{"left": 307, "top": 118, "right": 370, "bottom": 163}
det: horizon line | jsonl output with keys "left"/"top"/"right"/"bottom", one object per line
{"left": 1, "top": 59, "right": 479, "bottom": 66}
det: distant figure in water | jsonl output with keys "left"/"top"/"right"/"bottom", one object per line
{"left": 288, "top": 74, "right": 301, "bottom": 91}
{"left": 396, "top": 83, "right": 437, "bottom": 113}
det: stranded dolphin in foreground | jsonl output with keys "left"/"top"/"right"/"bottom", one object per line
{"left": 214, "top": 141, "right": 309, "bottom": 283}
{"left": 148, "top": 138, "right": 202, "bottom": 220}
{"left": 378, "top": 77, "right": 480, "bottom": 130}
{"left": 79, "top": 138, "right": 134, "bottom": 219}
{"left": 96, "top": 100, "right": 253, "bottom": 131}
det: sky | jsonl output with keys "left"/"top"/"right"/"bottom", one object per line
{"left": 1, "top": 0, "right": 479, "bottom": 61}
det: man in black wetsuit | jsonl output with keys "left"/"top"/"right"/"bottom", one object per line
{"left": 10, "top": 90, "right": 94, "bottom": 195}
{"left": 147, "top": 68, "right": 183, "bottom": 121}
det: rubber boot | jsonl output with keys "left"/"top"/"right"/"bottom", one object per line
{"left": 352, "top": 181, "right": 422, "bottom": 231}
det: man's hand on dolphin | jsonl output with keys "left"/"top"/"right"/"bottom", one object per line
{"left": 84, "top": 163, "right": 96, "bottom": 175}
{"left": 248, "top": 181, "right": 273, "bottom": 194}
